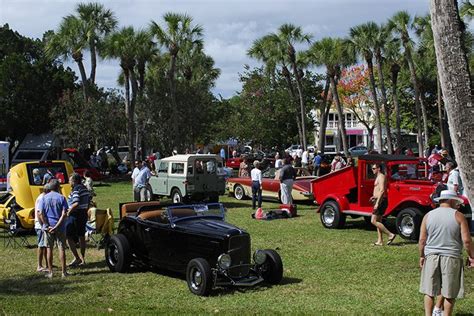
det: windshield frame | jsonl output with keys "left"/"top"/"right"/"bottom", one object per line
{"left": 167, "top": 203, "right": 226, "bottom": 225}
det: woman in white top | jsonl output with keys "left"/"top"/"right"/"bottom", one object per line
{"left": 251, "top": 160, "right": 263, "bottom": 210}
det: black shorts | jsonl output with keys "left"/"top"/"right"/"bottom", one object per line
{"left": 372, "top": 198, "right": 388, "bottom": 216}
{"left": 66, "top": 209, "right": 88, "bottom": 242}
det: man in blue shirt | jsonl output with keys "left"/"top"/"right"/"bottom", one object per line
{"left": 66, "top": 173, "right": 91, "bottom": 267}
{"left": 313, "top": 151, "right": 322, "bottom": 176}
{"left": 135, "top": 161, "right": 152, "bottom": 201}
{"left": 37, "top": 179, "right": 69, "bottom": 278}
{"left": 220, "top": 147, "right": 226, "bottom": 160}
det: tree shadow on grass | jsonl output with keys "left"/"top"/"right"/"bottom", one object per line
{"left": 0, "top": 274, "right": 81, "bottom": 296}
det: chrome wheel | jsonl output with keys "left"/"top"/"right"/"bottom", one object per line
{"left": 172, "top": 190, "right": 182, "bottom": 203}
{"left": 322, "top": 207, "right": 335, "bottom": 225}
{"left": 107, "top": 243, "right": 119, "bottom": 267}
{"left": 190, "top": 268, "right": 202, "bottom": 291}
{"left": 400, "top": 215, "right": 414, "bottom": 236}
{"left": 234, "top": 185, "right": 244, "bottom": 200}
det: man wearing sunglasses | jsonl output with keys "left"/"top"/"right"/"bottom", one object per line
{"left": 370, "top": 163, "right": 396, "bottom": 246}
{"left": 419, "top": 190, "right": 474, "bottom": 316}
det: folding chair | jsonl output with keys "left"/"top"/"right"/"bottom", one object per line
{"left": 86, "top": 208, "right": 114, "bottom": 249}
{"left": 2, "top": 216, "right": 29, "bottom": 248}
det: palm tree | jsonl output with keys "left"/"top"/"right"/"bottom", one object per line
{"left": 460, "top": 0, "right": 474, "bottom": 21}
{"left": 248, "top": 35, "right": 303, "bottom": 145}
{"left": 348, "top": 22, "right": 384, "bottom": 153}
{"left": 373, "top": 23, "right": 394, "bottom": 154}
{"left": 388, "top": 11, "right": 425, "bottom": 156}
{"left": 102, "top": 26, "right": 139, "bottom": 161}
{"left": 430, "top": 0, "right": 474, "bottom": 202}
{"left": 275, "top": 24, "right": 312, "bottom": 150}
{"left": 307, "top": 37, "right": 355, "bottom": 156}
{"left": 76, "top": 2, "right": 117, "bottom": 84}
{"left": 150, "top": 13, "right": 203, "bottom": 110}
{"left": 383, "top": 39, "right": 403, "bottom": 150}
{"left": 45, "top": 15, "right": 89, "bottom": 98}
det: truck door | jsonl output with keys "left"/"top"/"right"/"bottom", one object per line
{"left": 150, "top": 161, "right": 169, "bottom": 195}
{"left": 359, "top": 161, "right": 379, "bottom": 208}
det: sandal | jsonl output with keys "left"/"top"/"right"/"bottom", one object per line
{"left": 372, "top": 242, "right": 383, "bottom": 246}
{"left": 387, "top": 235, "right": 397, "bottom": 245}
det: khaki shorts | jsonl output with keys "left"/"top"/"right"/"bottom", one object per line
{"left": 43, "top": 231, "right": 67, "bottom": 249}
{"left": 419, "top": 254, "right": 464, "bottom": 299}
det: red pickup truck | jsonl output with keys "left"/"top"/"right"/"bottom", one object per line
{"left": 311, "top": 154, "right": 472, "bottom": 240}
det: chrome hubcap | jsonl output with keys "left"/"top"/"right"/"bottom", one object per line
{"left": 107, "top": 244, "right": 118, "bottom": 266}
{"left": 400, "top": 215, "right": 414, "bottom": 235}
{"left": 323, "top": 207, "right": 335, "bottom": 225}
{"left": 173, "top": 193, "right": 181, "bottom": 203}
{"left": 235, "top": 186, "right": 243, "bottom": 199}
{"left": 191, "top": 268, "right": 202, "bottom": 290}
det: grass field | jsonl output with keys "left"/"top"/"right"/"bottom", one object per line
{"left": 1, "top": 181, "right": 473, "bottom": 315}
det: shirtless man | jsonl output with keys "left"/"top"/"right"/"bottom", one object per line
{"left": 370, "top": 163, "right": 396, "bottom": 246}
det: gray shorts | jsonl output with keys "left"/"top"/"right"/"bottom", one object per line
{"left": 40, "top": 231, "right": 67, "bottom": 249}
{"left": 419, "top": 254, "right": 464, "bottom": 299}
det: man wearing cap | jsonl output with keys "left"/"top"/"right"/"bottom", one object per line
{"left": 250, "top": 160, "right": 262, "bottom": 210}
{"left": 419, "top": 190, "right": 474, "bottom": 316}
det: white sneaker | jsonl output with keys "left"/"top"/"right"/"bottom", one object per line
{"left": 432, "top": 307, "right": 443, "bottom": 316}
{"left": 45, "top": 272, "right": 53, "bottom": 279}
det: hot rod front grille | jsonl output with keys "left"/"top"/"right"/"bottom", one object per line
{"left": 228, "top": 234, "right": 251, "bottom": 278}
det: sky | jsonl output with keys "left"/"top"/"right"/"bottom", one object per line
{"left": 0, "top": 0, "right": 430, "bottom": 98}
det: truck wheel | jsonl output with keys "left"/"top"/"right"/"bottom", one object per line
{"left": 105, "top": 234, "right": 131, "bottom": 273}
{"left": 234, "top": 184, "right": 246, "bottom": 200}
{"left": 320, "top": 201, "right": 346, "bottom": 229}
{"left": 186, "top": 258, "right": 213, "bottom": 296}
{"left": 396, "top": 207, "right": 423, "bottom": 241}
{"left": 171, "top": 188, "right": 183, "bottom": 204}
{"left": 261, "top": 249, "right": 283, "bottom": 285}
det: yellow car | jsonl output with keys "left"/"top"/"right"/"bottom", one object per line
{"left": 0, "top": 160, "right": 73, "bottom": 231}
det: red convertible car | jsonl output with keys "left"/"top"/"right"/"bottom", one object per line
{"left": 226, "top": 168, "right": 315, "bottom": 203}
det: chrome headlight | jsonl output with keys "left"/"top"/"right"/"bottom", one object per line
{"left": 217, "top": 253, "right": 231, "bottom": 269}
{"left": 253, "top": 250, "right": 267, "bottom": 265}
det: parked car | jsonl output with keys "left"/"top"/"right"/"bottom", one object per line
{"left": 0, "top": 160, "right": 73, "bottom": 231}
{"left": 311, "top": 154, "right": 472, "bottom": 240}
{"left": 150, "top": 154, "right": 226, "bottom": 203}
{"left": 322, "top": 145, "right": 337, "bottom": 155}
{"left": 227, "top": 167, "right": 315, "bottom": 203}
{"left": 348, "top": 146, "right": 368, "bottom": 157}
{"left": 106, "top": 202, "right": 283, "bottom": 296}
{"left": 62, "top": 148, "right": 103, "bottom": 181}
{"left": 285, "top": 144, "right": 302, "bottom": 157}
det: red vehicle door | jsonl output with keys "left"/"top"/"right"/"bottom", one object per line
{"left": 358, "top": 161, "right": 378, "bottom": 208}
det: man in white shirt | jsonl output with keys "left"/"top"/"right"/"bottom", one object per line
{"left": 251, "top": 160, "right": 262, "bottom": 210}
{"left": 301, "top": 149, "right": 308, "bottom": 169}
{"left": 131, "top": 160, "right": 142, "bottom": 201}
{"left": 445, "top": 162, "right": 465, "bottom": 196}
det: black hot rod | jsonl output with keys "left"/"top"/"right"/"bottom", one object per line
{"left": 105, "top": 202, "right": 283, "bottom": 296}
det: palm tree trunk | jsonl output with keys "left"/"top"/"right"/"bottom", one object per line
{"left": 375, "top": 50, "right": 393, "bottom": 154}
{"left": 366, "top": 58, "right": 383, "bottom": 153}
{"left": 430, "top": 0, "right": 473, "bottom": 202}
{"left": 436, "top": 74, "right": 446, "bottom": 148}
{"left": 282, "top": 66, "right": 303, "bottom": 145}
{"left": 75, "top": 59, "right": 88, "bottom": 99}
{"left": 89, "top": 40, "right": 97, "bottom": 84}
{"left": 318, "top": 76, "right": 331, "bottom": 154}
{"left": 391, "top": 64, "right": 402, "bottom": 151}
{"left": 403, "top": 45, "right": 424, "bottom": 157}
{"left": 329, "top": 75, "right": 349, "bottom": 156}
{"left": 419, "top": 87, "right": 430, "bottom": 150}
{"left": 292, "top": 63, "right": 307, "bottom": 150}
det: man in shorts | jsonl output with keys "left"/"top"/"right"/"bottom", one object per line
{"left": 66, "top": 173, "right": 91, "bottom": 267}
{"left": 34, "top": 183, "right": 50, "bottom": 272}
{"left": 419, "top": 190, "right": 474, "bottom": 316}
{"left": 37, "top": 179, "right": 69, "bottom": 278}
{"left": 370, "top": 163, "right": 396, "bottom": 246}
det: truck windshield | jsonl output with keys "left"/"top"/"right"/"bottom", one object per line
{"left": 389, "top": 162, "right": 428, "bottom": 180}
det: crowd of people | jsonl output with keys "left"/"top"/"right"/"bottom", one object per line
{"left": 34, "top": 172, "right": 94, "bottom": 278}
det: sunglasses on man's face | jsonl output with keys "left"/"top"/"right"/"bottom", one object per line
{"left": 372, "top": 167, "right": 378, "bottom": 170}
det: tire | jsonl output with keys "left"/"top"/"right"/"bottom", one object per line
{"left": 209, "top": 194, "right": 219, "bottom": 203}
{"left": 320, "top": 200, "right": 346, "bottom": 229}
{"left": 396, "top": 207, "right": 423, "bottom": 241}
{"left": 186, "top": 258, "right": 213, "bottom": 296}
{"left": 233, "top": 184, "right": 246, "bottom": 200}
{"left": 260, "top": 249, "right": 283, "bottom": 285}
{"left": 171, "top": 188, "right": 183, "bottom": 204}
{"left": 105, "top": 234, "right": 131, "bottom": 273}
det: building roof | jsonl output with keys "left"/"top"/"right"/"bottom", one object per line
{"left": 358, "top": 154, "right": 421, "bottom": 162}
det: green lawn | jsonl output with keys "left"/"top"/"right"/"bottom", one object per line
{"left": 1, "top": 181, "right": 473, "bottom": 315}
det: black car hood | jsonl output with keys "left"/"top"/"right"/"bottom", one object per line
{"left": 174, "top": 218, "right": 246, "bottom": 237}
